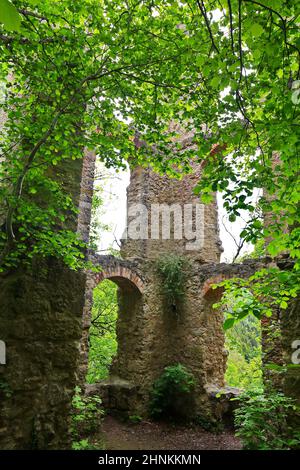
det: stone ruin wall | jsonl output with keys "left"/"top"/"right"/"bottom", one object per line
{"left": 83, "top": 150, "right": 300, "bottom": 418}
{"left": 0, "top": 149, "right": 91, "bottom": 449}
{"left": 0, "top": 125, "right": 299, "bottom": 449}
{"left": 83, "top": 157, "right": 231, "bottom": 419}
{"left": 0, "top": 258, "right": 86, "bottom": 449}
{"left": 122, "top": 164, "right": 222, "bottom": 263}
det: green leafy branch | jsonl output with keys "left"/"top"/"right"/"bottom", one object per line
{"left": 213, "top": 267, "right": 300, "bottom": 329}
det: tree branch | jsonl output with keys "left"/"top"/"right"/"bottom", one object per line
{"left": 196, "top": 0, "right": 219, "bottom": 54}
{"left": 227, "top": 0, "right": 234, "bottom": 53}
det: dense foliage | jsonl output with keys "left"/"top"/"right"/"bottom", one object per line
{"left": 234, "top": 388, "right": 300, "bottom": 449}
{"left": 0, "top": 0, "right": 202, "bottom": 271}
{"left": 225, "top": 314, "right": 262, "bottom": 389}
{"left": 0, "top": 1, "right": 299, "bottom": 313}
{"left": 214, "top": 268, "right": 299, "bottom": 328}
{"left": 71, "top": 386, "right": 104, "bottom": 450}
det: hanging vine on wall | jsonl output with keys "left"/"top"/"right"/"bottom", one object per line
{"left": 156, "top": 254, "right": 189, "bottom": 312}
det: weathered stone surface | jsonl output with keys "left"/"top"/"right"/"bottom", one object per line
{"left": 1, "top": 125, "right": 298, "bottom": 450}
{"left": 85, "top": 376, "right": 139, "bottom": 415}
{"left": 0, "top": 259, "right": 86, "bottom": 449}
{"left": 77, "top": 150, "right": 96, "bottom": 243}
{"left": 122, "top": 164, "right": 223, "bottom": 262}
{"left": 282, "top": 296, "right": 300, "bottom": 402}
{"left": 0, "top": 148, "right": 90, "bottom": 449}
{"left": 205, "top": 384, "right": 240, "bottom": 427}
{"left": 79, "top": 161, "right": 235, "bottom": 419}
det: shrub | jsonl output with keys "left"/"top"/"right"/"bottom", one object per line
{"left": 149, "top": 364, "right": 195, "bottom": 421}
{"left": 70, "top": 386, "right": 104, "bottom": 450}
{"left": 194, "top": 413, "right": 224, "bottom": 433}
{"left": 72, "top": 439, "right": 99, "bottom": 450}
{"left": 128, "top": 414, "right": 143, "bottom": 424}
{"left": 234, "top": 388, "right": 300, "bottom": 449}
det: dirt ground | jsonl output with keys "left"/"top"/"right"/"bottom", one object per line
{"left": 100, "top": 415, "right": 242, "bottom": 450}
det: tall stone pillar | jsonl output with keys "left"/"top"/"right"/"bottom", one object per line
{"left": 0, "top": 149, "right": 94, "bottom": 449}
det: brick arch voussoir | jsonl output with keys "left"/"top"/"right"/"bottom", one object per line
{"left": 93, "top": 265, "right": 144, "bottom": 293}
{"left": 202, "top": 274, "right": 229, "bottom": 301}
{"left": 202, "top": 261, "right": 264, "bottom": 301}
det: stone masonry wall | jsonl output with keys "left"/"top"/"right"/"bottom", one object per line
{"left": 81, "top": 140, "right": 299, "bottom": 421}
{"left": 84, "top": 254, "right": 267, "bottom": 419}
{"left": 0, "top": 259, "right": 86, "bottom": 449}
{"left": 82, "top": 156, "right": 229, "bottom": 418}
{"left": 122, "top": 165, "right": 222, "bottom": 262}
{"left": 0, "top": 150, "right": 92, "bottom": 449}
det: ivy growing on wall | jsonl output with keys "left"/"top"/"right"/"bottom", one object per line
{"left": 156, "top": 254, "right": 188, "bottom": 312}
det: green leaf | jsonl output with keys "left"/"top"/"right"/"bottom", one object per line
{"left": 223, "top": 317, "right": 235, "bottom": 330}
{"left": 0, "top": 0, "right": 21, "bottom": 31}
{"left": 210, "top": 76, "right": 220, "bottom": 89}
{"left": 250, "top": 23, "right": 264, "bottom": 37}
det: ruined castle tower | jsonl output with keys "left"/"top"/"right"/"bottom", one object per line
{"left": 122, "top": 126, "right": 222, "bottom": 262}
{"left": 121, "top": 164, "right": 222, "bottom": 262}
{"left": 83, "top": 131, "right": 231, "bottom": 420}
{"left": 83, "top": 139, "right": 300, "bottom": 419}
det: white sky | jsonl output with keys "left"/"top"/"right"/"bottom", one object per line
{"left": 95, "top": 165, "right": 255, "bottom": 262}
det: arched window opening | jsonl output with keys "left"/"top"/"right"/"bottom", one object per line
{"left": 224, "top": 290, "right": 263, "bottom": 391}
{"left": 85, "top": 270, "right": 143, "bottom": 388}
{"left": 203, "top": 279, "right": 263, "bottom": 392}
{"left": 86, "top": 280, "right": 118, "bottom": 383}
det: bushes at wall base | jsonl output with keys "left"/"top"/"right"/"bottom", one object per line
{"left": 234, "top": 388, "right": 300, "bottom": 450}
{"left": 149, "top": 364, "right": 195, "bottom": 422}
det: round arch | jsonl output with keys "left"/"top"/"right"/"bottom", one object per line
{"left": 202, "top": 274, "right": 227, "bottom": 301}
{"left": 94, "top": 266, "right": 144, "bottom": 294}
